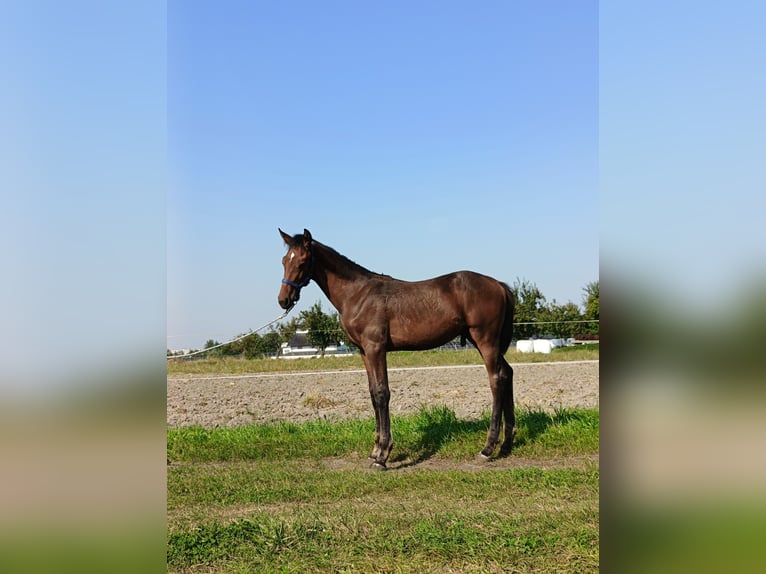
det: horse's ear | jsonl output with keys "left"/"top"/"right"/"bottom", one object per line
{"left": 279, "top": 228, "right": 292, "bottom": 245}
{"left": 303, "top": 229, "right": 312, "bottom": 244}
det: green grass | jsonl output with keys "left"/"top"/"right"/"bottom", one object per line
{"left": 168, "top": 467, "right": 599, "bottom": 573}
{"left": 168, "top": 406, "right": 599, "bottom": 573}
{"left": 167, "top": 344, "right": 599, "bottom": 375}
{"left": 168, "top": 405, "right": 599, "bottom": 464}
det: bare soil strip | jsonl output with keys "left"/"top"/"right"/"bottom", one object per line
{"left": 168, "top": 361, "right": 599, "bottom": 429}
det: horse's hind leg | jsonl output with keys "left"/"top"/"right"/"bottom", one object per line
{"left": 499, "top": 358, "right": 516, "bottom": 456}
{"left": 476, "top": 345, "right": 505, "bottom": 458}
{"left": 475, "top": 341, "right": 514, "bottom": 458}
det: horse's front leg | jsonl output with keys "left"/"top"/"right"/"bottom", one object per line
{"left": 361, "top": 352, "right": 381, "bottom": 461}
{"left": 364, "top": 348, "right": 393, "bottom": 469}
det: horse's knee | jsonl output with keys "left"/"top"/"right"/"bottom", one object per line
{"left": 369, "top": 379, "right": 390, "bottom": 403}
{"left": 373, "top": 387, "right": 390, "bottom": 405}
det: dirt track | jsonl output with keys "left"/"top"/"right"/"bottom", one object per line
{"left": 167, "top": 361, "right": 599, "bottom": 429}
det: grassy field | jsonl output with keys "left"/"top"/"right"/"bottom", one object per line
{"left": 168, "top": 406, "right": 599, "bottom": 573}
{"left": 167, "top": 343, "right": 599, "bottom": 375}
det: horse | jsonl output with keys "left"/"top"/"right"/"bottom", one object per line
{"left": 278, "top": 228, "right": 515, "bottom": 469}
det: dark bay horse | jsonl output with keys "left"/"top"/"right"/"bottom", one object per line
{"left": 278, "top": 228, "right": 515, "bottom": 469}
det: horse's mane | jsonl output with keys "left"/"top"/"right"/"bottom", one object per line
{"left": 316, "top": 240, "right": 391, "bottom": 280}
{"left": 288, "top": 232, "right": 391, "bottom": 279}
{"left": 324, "top": 243, "right": 391, "bottom": 277}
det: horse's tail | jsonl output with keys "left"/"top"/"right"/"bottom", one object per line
{"left": 499, "top": 282, "right": 515, "bottom": 355}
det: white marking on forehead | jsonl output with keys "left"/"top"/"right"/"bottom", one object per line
{"left": 289, "top": 251, "right": 296, "bottom": 261}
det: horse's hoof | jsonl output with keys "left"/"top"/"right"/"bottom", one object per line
{"left": 477, "top": 452, "right": 492, "bottom": 462}
{"left": 370, "top": 461, "right": 387, "bottom": 471}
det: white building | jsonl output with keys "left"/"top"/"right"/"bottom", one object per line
{"left": 279, "top": 330, "right": 354, "bottom": 359}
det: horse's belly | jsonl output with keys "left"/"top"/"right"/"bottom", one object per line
{"left": 381, "top": 283, "right": 465, "bottom": 351}
{"left": 387, "top": 317, "right": 461, "bottom": 351}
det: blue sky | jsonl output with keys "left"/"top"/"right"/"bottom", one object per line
{"left": 167, "top": 1, "right": 599, "bottom": 350}
{"left": 2, "top": 1, "right": 762, "bottom": 385}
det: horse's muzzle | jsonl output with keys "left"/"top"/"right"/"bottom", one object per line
{"left": 278, "top": 285, "right": 300, "bottom": 310}
{"left": 278, "top": 297, "right": 296, "bottom": 310}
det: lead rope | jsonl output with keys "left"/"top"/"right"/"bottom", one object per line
{"left": 167, "top": 307, "right": 293, "bottom": 360}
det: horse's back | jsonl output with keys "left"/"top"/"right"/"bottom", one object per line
{"left": 449, "top": 269, "right": 509, "bottom": 304}
{"left": 399, "top": 270, "right": 509, "bottom": 313}
{"left": 376, "top": 270, "right": 509, "bottom": 348}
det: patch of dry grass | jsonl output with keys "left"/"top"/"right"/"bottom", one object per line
{"left": 167, "top": 346, "right": 599, "bottom": 375}
{"left": 301, "top": 392, "right": 339, "bottom": 410}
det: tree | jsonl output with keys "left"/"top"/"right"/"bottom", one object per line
{"left": 260, "top": 330, "right": 282, "bottom": 357}
{"left": 299, "top": 301, "right": 343, "bottom": 357}
{"left": 510, "top": 278, "right": 547, "bottom": 339}
{"left": 224, "top": 330, "right": 283, "bottom": 359}
{"left": 202, "top": 339, "right": 224, "bottom": 358}
{"left": 240, "top": 332, "right": 262, "bottom": 359}
{"left": 277, "top": 316, "right": 302, "bottom": 346}
{"left": 539, "top": 300, "right": 583, "bottom": 339}
{"left": 581, "top": 281, "right": 599, "bottom": 336}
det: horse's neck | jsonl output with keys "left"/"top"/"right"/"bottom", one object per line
{"left": 312, "top": 243, "right": 371, "bottom": 314}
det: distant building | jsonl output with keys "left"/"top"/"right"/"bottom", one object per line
{"left": 279, "top": 330, "right": 354, "bottom": 359}
{"left": 167, "top": 349, "right": 194, "bottom": 357}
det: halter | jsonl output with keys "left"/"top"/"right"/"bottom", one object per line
{"left": 281, "top": 242, "right": 314, "bottom": 289}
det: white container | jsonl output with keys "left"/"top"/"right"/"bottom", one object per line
{"left": 516, "top": 340, "right": 535, "bottom": 353}
{"left": 533, "top": 339, "right": 553, "bottom": 354}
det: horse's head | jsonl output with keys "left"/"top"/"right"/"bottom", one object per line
{"left": 278, "top": 228, "right": 314, "bottom": 310}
